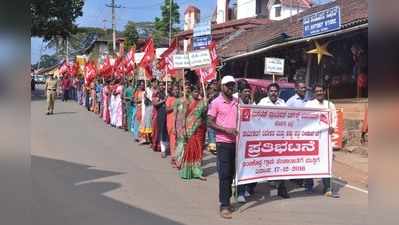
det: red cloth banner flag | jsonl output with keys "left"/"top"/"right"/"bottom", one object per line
{"left": 67, "top": 62, "right": 78, "bottom": 77}
{"left": 59, "top": 61, "right": 69, "bottom": 76}
{"left": 196, "top": 65, "right": 217, "bottom": 82}
{"left": 124, "top": 47, "right": 136, "bottom": 75}
{"left": 159, "top": 39, "right": 177, "bottom": 76}
{"left": 99, "top": 55, "right": 113, "bottom": 78}
{"left": 139, "top": 37, "right": 155, "bottom": 80}
{"left": 84, "top": 62, "right": 97, "bottom": 86}
{"left": 209, "top": 41, "right": 219, "bottom": 66}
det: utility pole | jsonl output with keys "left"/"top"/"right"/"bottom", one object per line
{"left": 106, "top": 0, "right": 122, "bottom": 53}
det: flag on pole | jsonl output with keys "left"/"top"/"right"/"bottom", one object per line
{"left": 84, "top": 61, "right": 97, "bottom": 86}
{"left": 59, "top": 61, "right": 69, "bottom": 76}
{"left": 159, "top": 39, "right": 177, "bottom": 76}
{"left": 67, "top": 62, "right": 78, "bottom": 77}
{"left": 125, "top": 47, "right": 136, "bottom": 75}
{"left": 99, "top": 55, "right": 112, "bottom": 78}
{"left": 209, "top": 41, "right": 219, "bottom": 66}
{"left": 139, "top": 37, "right": 155, "bottom": 80}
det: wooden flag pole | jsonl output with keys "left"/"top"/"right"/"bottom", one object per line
{"left": 201, "top": 75, "right": 207, "bottom": 102}
{"left": 182, "top": 69, "right": 186, "bottom": 99}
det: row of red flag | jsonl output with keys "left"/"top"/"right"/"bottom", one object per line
{"left": 58, "top": 37, "right": 219, "bottom": 85}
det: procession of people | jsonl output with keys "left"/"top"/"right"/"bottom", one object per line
{"left": 46, "top": 70, "right": 340, "bottom": 219}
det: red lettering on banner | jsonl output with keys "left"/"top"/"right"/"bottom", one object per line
{"left": 245, "top": 140, "right": 319, "bottom": 158}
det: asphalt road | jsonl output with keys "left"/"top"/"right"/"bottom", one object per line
{"left": 31, "top": 87, "right": 368, "bottom": 225}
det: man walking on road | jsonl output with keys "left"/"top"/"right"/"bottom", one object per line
{"left": 208, "top": 75, "right": 239, "bottom": 219}
{"left": 44, "top": 74, "right": 58, "bottom": 115}
{"left": 305, "top": 84, "right": 340, "bottom": 198}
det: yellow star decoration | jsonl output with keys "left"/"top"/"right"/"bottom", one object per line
{"left": 307, "top": 41, "right": 333, "bottom": 64}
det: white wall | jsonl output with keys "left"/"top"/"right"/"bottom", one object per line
{"left": 237, "top": 0, "right": 257, "bottom": 19}
{"left": 217, "top": 0, "right": 228, "bottom": 23}
{"left": 269, "top": 5, "right": 305, "bottom": 20}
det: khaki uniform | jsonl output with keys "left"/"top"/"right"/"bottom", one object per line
{"left": 45, "top": 78, "right": 58, "bottom": 114}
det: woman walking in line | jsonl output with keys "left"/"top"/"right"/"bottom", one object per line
{"left": 175, "top": 85, "right": 207, "bottom": 180}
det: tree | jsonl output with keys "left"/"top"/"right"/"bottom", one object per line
{"left": 34, "top": 54, "right": 59, "bottom": 69}
{"left": 123, "top": 21, "right": 139, "bottom": 51}
{"left": 31, "top": 0, "right": 84, "bottom": 41}
{"left": 153, "top": 0, "right": 180, "bottom": 46}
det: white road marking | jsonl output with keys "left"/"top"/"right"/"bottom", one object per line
{"left": 333, "top": 179, "right": 368, "bottom": 194}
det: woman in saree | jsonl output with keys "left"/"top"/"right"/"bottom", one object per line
{"left": 113, "top": 78, "right": 124, "bottom": 128}
{"left": 153, "top": 81, "right": 168, "bottom": 157}
{"left": 123, "top": 78, "right": 134, "bottom": 132}
{"left": 138, "top": 81, "right": 153, "bottom": 144}
{"left": 102, "top": 80, "right": 111, "bottom": 124}
{"left": 166, "top": 84, "right": 179, "bottom": 166}
{"left": 150, "top": 79, "right": 161, "bottom": 151}
{"left": 131, "top": 81, "right": 143, "bottom": 141}
{"left": 175, "top": 85, "right": 207, "bottom": 180}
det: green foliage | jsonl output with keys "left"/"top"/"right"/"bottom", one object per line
{"left": 34, "top": 54, "right": 59, "bottom": 69}
{"left": 123, "top": 21, "right": 139, "bottom": 51}
{"left": 31, "top": 0, "right": 84, "bottom": 41}
{"left": 153, "top": 0, "right": 180, "bottom": 46}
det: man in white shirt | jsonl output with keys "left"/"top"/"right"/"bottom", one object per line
{"left": 258, "top": 83, "right": 286, "bottom": 106}
{"left": 305, "top": 84, "right": 339, "bottom": 198}
{"left": 286, "top": 81, "right": 308, "bottom": 189}
{"left": 257, "top": 83, "right": 290, "bottom": 198}
{"left": 286, "top": 81, "right": 308, "bottom": 108}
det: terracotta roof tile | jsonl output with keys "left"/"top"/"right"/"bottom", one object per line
{"left": 218, "top": 0, "right": 368, "bottom": 58}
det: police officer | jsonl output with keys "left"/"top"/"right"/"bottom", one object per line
{"left": 44, "top": 74, "right": 58, "bottom": 115}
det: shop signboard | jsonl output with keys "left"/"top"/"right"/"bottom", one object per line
{"left": 303, "top": 6, "right": 341, "bottom": 38}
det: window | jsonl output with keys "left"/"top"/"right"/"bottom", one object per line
{"left": 256, "top": 0, "right": 262, "bottom": 14}
{"left": 275, "top": 6, "right": 281, "bottom": 17}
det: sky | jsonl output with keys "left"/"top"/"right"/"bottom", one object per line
{"left": 31, "top": 0, "right": 216, "bottom": 64}
{"left": 31, "top": 0, "right": 332, "bottom": 64}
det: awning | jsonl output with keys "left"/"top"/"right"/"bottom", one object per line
{"left": 223, "top": 23, "right": 368, "bottom": 62}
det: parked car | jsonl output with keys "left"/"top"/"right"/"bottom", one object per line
{"left": 235, "top": 78, "right": 296, "bottom": 103}
{"left": 34, "top": 75, "right": 46, "bottom": 84}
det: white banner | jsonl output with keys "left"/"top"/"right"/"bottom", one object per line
{"left": 173, "top": 54, "right": 190, "bottom": 69}
{"left": 236, "top": 105, "right": 332, "bottom": 185}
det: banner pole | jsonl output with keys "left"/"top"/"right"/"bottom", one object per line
{"left": 182, "top": 69, "right": 186, "bottom": 99}
{"left": 272, "top": 74, "right": 276, "bottom": 83}
{"left": 200, "top": 75, "right": 207, "bottom": 102}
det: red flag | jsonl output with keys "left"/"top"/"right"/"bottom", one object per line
{"left": 115, "top": 61, "right": 126, "bottom": 78}
{"left": 67, "top": 62, "right": 78, "bottom": 77}
{"left": 99, "top": 55, "right": 112, "bottom": 78}
{"left": 139, "top": 37, "right": 155, "bottom": 79}
{"left": 196, "top": 65, "right": 217, "bottom": 83}
{"left": 209, "top": 41, "right": 219, "bottom": 66}
{"left": 124, "top": 47, "right": 136, "bottom": 75}
{"left": 59, "top": 61, "right": 69, "bottom": 76}
{"left": 159, "top": 39, "right": 177, "bottom": 76}
{"left": 84, "top": 62, "right": 97, "bottom": 86}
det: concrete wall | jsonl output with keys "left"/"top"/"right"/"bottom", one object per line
{"left": 269, "top": 5, "right": 304, "bottom": 20}
{"left": 237, "top": 0, "right": 257, "bottom": 19}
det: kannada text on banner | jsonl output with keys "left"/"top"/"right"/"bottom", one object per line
{"left": 236, "top": 105, "right": 333, "bottom": 185}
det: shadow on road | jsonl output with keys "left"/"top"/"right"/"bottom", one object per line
{"left": 52, "top": 111, "right": 77, "bottom": 115}
{"left": 235, "top": 178, "right": 348, "bottom": 213}
{"left": 32, "top": 155, "right": 185, "bottom": 225}
{"left": 201, "top": 152, "right": 217, "bottom": 177}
